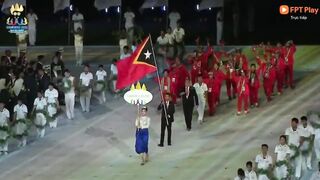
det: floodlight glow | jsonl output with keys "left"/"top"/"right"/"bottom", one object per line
{"left": 209, "top": 7, "right": 212, "bottom": 11}
{"left": 105, "top": 8, "right": 108, "bottom": 13}
{"left": 69, "top": 4, "right": 73, "bottom": 11}
{"left": 163, "top": 6, "right": 166, "bottom": 11}
{"left": 117, "top": 6, "right": 120, "bottom": 13}
{"left": 196, "top": 4, "right": 199, "bottom": 10}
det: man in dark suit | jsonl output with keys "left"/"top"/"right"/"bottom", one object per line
{"left": 38, "top": 68, "right": 50, "bottom": 93}
{"left": 158, "top": 93, "right": 175, "bottom": 147}
{"left": 181, "top": 78, "right": 198, "bottom": 131}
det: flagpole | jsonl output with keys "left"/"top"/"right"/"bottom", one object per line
{"left": 148, "top": 34, "right": 169, "bottom": 125}
{"left": 118, "top": 0, "right": 122, "bottom": 34}
{"left": 166, "top": 0, "right": 169, "bottom": 30}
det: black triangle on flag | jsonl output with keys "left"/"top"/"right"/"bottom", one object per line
{"left": 133, "top": 36, "right": 156, "bottom": 68}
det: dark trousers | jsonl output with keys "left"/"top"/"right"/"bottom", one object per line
{"left": 183, "top": 105, "right": 193, "bottom": 130}
{"left": 160, "top": 120, "right": 172, "bottom": 145}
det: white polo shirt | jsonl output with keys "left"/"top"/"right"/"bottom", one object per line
{"left": 298, "top": 124, "right": 315, "bottom": 137}
{"left": 80, "top": 72, "right": 93, "bottom": 86}
{"left": 274, "top": 144, "right": 291, "bottom": 161}
{"left": 34, "top": 97, "right": 47, "bottom": 110}
{"left": 165, "top": 33, "right": 174, "bottom": 45}
{"left": 0, "top": 108, "right": 10, "bottom": 126}
{"left": 14, "top": 104, "right": 28, "bottom": 120}
{"left": 110, "top": 64, "right": 118, "bottom": 75}
{"left": 72, "top": 13, "right": 84, "bottom": 31}
{"left": 285, "top": 127, "right": 302, "bottom": 146}
{"left": 173, "top": 27, "right": 185, "bottom": 43}
{"left": 193, "top": 83, "right": 208, "bottom": 99}
{"left": 245, "top": 170, "right": 257, "bottom": 180}
{"left": 45, "top": 88, "right": 59, "bottom": 103}
{"left": 157, "top": 36, "right": 169, "bottom": 46}
{"left": 96, "top": 70, "right": 107, "bottom": 81}
{"left": 255, "top": 154, "right": 272, "bottom": 170}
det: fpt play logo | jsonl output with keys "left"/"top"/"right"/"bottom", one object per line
{"left": 279, "top": 5, "right": 319, "bottom": 15}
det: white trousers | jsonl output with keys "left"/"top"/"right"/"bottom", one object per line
{"left": 197, "top": 98, "right": 206, "bottom": 122}
{"left": 275, "top": 165, "right": 288, "bottom": 179}
{"left": 100, "top": 91, "right": 106, "bottom": 103}
{"left": 0, "top": 142, "right": 8, "bottom": 152}
{"left": 258, "top": 175, "right": 269, "bottom": 180}
{"left": 75, "top": 46, "right": 83, "bottom": 65}
{"left": 290, "top": 152, "right": 302, "bottom": 178}
{"left": 80, "top": 89, "right": 91, "bottom": 112}
{"left": 315, "top": 139, "right": 320, "bottom": 161}
{"left": 65, "top": 93, "right": 75, "bottom": 119}
{"left": 301, "top": 151, "right": 312, "bottom": 168}
{"left": 37, "top": 128, "right": 45, "bottom": 138}
{"left": 28, "top": 27, "right": 36, "bottom": 45}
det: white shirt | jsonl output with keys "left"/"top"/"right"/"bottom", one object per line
{"left": 34, "top": 97, "right": 47, "bottom": 110}
{"left": 45, "top": 88, "right": 59, "bottom": 104}
{"left": 80, "top": 72, "right": 93, "bottom": 86}
{"left": 274, "top": 144, "right": 290, "bottom": 161}
{"left": 14, "top": 104, "right": 28, "bottom": 120}
{"left": 72, "top": 13, "right": 84, "bottom": 31}
{"left": 169, "top": 12, "right": 181, "bottom": 30}
{"left": 64, "top": 76, "right": 75, "bottom": 94}
{"left": 27, "top": 13, "right": 38, "bottom": 28}
{"left": 111, "top": 64, "right": 118, "bottom": 75}
{"left": 135, "top": 116, "right": 150, "bottom": 129}
{"left": 165, "top": 33, "right": 174, "bottom": 45}
{"left": 120, "top": 53, "right": 131, "bottom": 60}
{"left": 310, "top": 171, "right": 320, "bottom": 180}
{"left": 285, "top": 127, "right": 302, "bottom": 146}
{"left": 173, "top": 27, "right": 185, "bottom": 43}
{"left": 0, "top": 108, "right": 10, "bottom": 126}
{"left": 157, "top": 36, "right": 169, "bottom": 46}
{"left": 74, "top": 34, "right": 83, "bottom": 47}
{"left": 255, "top": 154, "right": 272, "bottom": 170}
{"left": 96, "top": 70, "right": 107, "bottom": 81}
{"left": 124, "top": 11, "right": 135, "bottom": 29}
{"left": 245, "top": 170, "right": 257, "bottom": 180}
{"left": 299, "top": 124, "right": 315, "bottom": 137}
{"left": 193, "top": 83, "right": 208, "bottom": 99}
{"left": 315, "top": 128, "right": 320, "bottom": 141}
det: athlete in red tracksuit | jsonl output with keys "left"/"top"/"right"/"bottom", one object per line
{"left": 169, "top": 65, "right": 179, "bottom": 103}
{"left": 232, "top": 70, "right": 250, "bottom": 115}
{"left": 235, "top": 49, "right": 249, "bottom": 75}
{"left": 225, "top": 58, "right": 237, "bottom": 100}
{"left": 248, "top": 64, "right": 260, "bottom": 107}
{"left": 262, "top": 61, "right": 276, "bottom": 102}
{"left": 160, "top": 70, "right": 171, "bottom": 98}
{"left": 175, "top": 58, "right": 190, "bottom": 96}
{"left": 275, "top": 52, "right": 286, "bottom": 94}
{"left": 190, "top": 56, "right": 203, "bottom": 84}
{"left": 284, "top": 41, "right": 296, "bottom": 89}
{"left": 205, "top": 72, "right": 216, "bottom": 116}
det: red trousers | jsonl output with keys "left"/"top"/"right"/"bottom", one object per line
{"left": 284, "top": 64, "right": 294, "bottom": 87}
{"left": 207, "top": 92, "right": 216, "bottom": 115}
{"left": 226, "top": 79, "right": 237, "bottom": 98}
{"left": 237, "top": 93, "right": 249, "bottom": 112}
{"left": 249, "top": 86, "right": 259, "bottom": 105}
{"left": 276, "top": 70, "right": 285, "bottom": 93}
{"left": 263, "top": 80, "right": 272, "bottom": 101}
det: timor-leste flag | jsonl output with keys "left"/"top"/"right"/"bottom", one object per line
{"left": 116, "top": 36, "right": 157, "bottom": 90}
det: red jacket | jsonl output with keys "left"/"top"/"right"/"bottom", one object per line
{"left": 233, "top": 75, "right": 250, "bottom": 96}
{"left": 284, "top": 44, "right": 296, "bottom": 65}
{"left": 248, "top": 71, "right": 260, "bottom": 89}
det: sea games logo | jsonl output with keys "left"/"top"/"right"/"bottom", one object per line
{"left": 279, "top": 4, "right": 319, "bottom": 20}
{"left": 6, "top": 3, "right": 28, "bottom": 33}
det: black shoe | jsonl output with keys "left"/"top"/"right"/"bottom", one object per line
{"left": 228, "top": 96, "right": 232, "bottom": 101}
{"left": 233, "top": 95, "right": 237, "bottom": 99}
{"left": 158, "top": 144, "right": 164, "bottom": 147}
{"left": 168, "top": 143, "right": 171, "bottom": 146}
{"left": 187, "top": 128, "right": 191, "bottom": 131}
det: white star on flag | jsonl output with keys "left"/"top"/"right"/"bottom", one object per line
{"left": 144, "top": 50, "right": 152, "bottom": 59}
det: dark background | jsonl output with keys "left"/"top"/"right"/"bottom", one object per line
{"left": 0, "top": 0, "right": 319, "bottom": 45}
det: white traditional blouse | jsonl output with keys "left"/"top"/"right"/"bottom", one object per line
{"left": 135, "top": 116, "right": 150, "bottom": 129}
{"left": 14, "top": 104, "right": 28, "bottom": 120}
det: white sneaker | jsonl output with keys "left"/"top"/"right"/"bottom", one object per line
{"left": 244, "top": 111, "right": 249, "bottom": 114}
{"left": 237, "top": 112, "right": 241, "bottom": 116}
